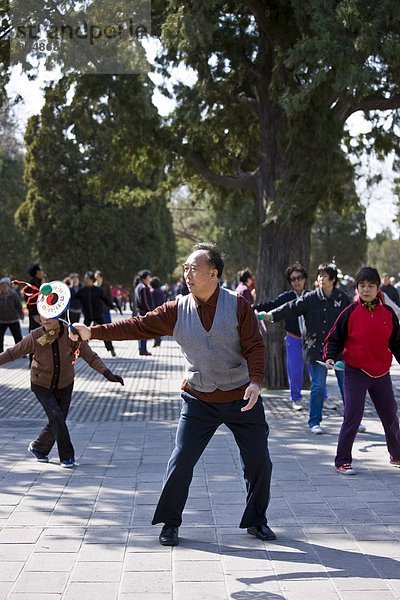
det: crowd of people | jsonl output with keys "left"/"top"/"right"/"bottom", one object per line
{"left": 1, "top": 248, "right": 400, "bottom": 547}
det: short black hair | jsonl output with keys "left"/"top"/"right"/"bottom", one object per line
{"left": 151, "top": 276, "right": 161, "bottom": 289}
{"left": 355, "top": 266, "right": 380, "bottom": 288}
{"left": 84, "top": 271, "right": 95, "bottom": 281}
{"left": 286, "top": 262, "right": 307, "bottom": 284}
{"left": 138, "top": 269, "right": 151, "bottom": 280}
{"left": 192, "top": 242, "right": 224, "bottom": 278}
{"left": 28, "top": 263, "right": 41, "bottom": 277}
{"left": 238, "top": 268, "right": 252, "bottom": 284}
{"left": 317, "top": 262, "right": 338, "bottom": 286}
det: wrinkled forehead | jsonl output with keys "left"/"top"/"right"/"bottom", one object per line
{"left": 184, "top": 250, "right": 209, "bottom": 268}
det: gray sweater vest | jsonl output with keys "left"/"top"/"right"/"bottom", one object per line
{"left": 173, "top": 287, "right": 250, "bottom": 392}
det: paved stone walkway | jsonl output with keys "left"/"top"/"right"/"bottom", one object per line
{"left": 1, "top": 316, "right": 400, "bottom": 599}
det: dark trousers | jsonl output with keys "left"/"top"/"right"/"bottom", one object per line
{"left": 84, "top": 316, "right": 114, "bottom": 353}
{"left": 139, "top": 339, "right": 148, "bottom": 353}
{"left": 31, "top": 383, "right": 75, "bottom": 462}
{"left": 335, "top": 365, "right": 400, "bottom": 467}
{"left": 0, "top": 322, "right": 23, "bottom": 353}
{"left": 152, "top": 392, "right": 273, "bottom": 528}
{"left": 69, "top": 309, "right": 81, "bottom": 324}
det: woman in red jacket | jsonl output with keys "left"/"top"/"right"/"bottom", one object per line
{"left": 324, "top": 266, "right": 400, "bottom": 475}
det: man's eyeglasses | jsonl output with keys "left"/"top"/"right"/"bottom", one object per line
{"left": 290, "top": 275, "right": 305, "bottom": 282}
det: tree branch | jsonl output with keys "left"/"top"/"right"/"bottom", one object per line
{"left": 336, "top": 94, "right": 400, "bottom": 122}
{"left": 237, "top": 91, "right": 259, "bottom": 115}
{"left": 182, "top": 147, "right": 258, "bottom": 191}
{"left": 246, "top": 0, "right": 282, "bottom": 44}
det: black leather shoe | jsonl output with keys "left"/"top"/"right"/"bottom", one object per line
{"left": 159, "top": 525, "right": 179, "bottom": 546}
{"left": 247, "top": 524, "right": 276, "bottom": 541}
{"left": 139, "top": 351, "right": 152, "bottom": 356}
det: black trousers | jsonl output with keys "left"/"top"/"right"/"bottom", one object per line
{"left": 152, "top": 392, "right": 273, "bottom": 528}
{"left": 0, "top": 322, "right": 22, "bottom": 353}
{"left": 84, "top": 316, "right": 114, "bottom": 352}
{"left": 31, "top": 383, "right": 75, "bottom": 462}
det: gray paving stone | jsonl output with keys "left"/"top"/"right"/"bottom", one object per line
{"left": 12, "top": 570, "right": 70, "bottom": 593}
{"left": 124, "top": 551, "right": 171, "bottom": 571}
{"left": 3, "top": 332, "right": 400, "bottom": 599}
{"left": 119, "top": 596, "right": 172, "bottom": 600}
{"left": 77, "top": 543, "right": 125, "bottom": 562}
{"left": 173, "top": 543, "right": 221, "bottom": 561}
{"left": 222, "top": 550, "right": 275, "bottom": 572}
{"left": 63, "top": 582, "right": 119, "bottom": 600}
{"left": 0, "top": 543, "right": 34, "bottom": 561}
{"left": 120, "top": 571, "right": 172, "bottom": 594}
{"left": 24, "top": 552, "right": 77, "bottom": 571}
{"left": 174, "top": 559, "right": 224, "bottom": 582}
{"left": 0, "top": 561, "right": 24, "bottom": 581}
{"left": 337, "top": 592, "right": 397, "bottom": 600}
{"left": 333, "top": 576, "right": 394, "bottom": 591}
{"left": 6, "top": 595, "right": 61, "bottom": 600}
{"left": 0, "top": 528, "right": 43, "bottom": 544}
{"left": 174, "top": 581, "right": 227, "bottom": 599}
{"left": 70, "top": 560, "right": 123, "bottom": 582}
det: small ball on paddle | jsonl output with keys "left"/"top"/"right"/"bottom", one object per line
{"left": 335, "top": 360, "right": 345, "bottom": 369}
{"left": 40, "top": 283, "right": 52, "bottom": 296}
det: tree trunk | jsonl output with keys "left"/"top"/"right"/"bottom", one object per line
{"left": 256, "top": 217, "right": 311, "bottom": 388}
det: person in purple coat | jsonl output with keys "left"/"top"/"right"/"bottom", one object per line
{"left": 235, "top": 269, "right": 254, "bottom": 305}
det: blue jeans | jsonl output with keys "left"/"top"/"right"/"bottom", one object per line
{"left": 308, "top": 361, "right": 344, "bottom": 428}
{"left": 285, "top": 335, "right": 304, "bottom": 401}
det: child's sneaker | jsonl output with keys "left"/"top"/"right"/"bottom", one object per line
{"left": 336, "top": 463, "right": 355, "bottom": 475}
{"left": 28, "top": 442, "right": 49, "bottom": 463}
{"left": 60, "top": 457, "right": 75, "bottom": 468}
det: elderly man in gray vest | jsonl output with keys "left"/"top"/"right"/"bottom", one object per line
{"left": 70, "top": 243, "right": 274, "bottom": 546}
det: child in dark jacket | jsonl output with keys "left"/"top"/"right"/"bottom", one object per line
{"left": 324, "top": 266, "right": 400, "bottom": 475}
{"left": 0, "top": 315, "right": 124, "bottom": 468}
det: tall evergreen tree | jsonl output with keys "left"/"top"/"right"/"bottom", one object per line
{"left": 152, "top": 0, "right": 400, "bottom": 385}
{"left": 0, "top": 102, "right": 30, "bottom": 278}
{"left": 17, "top": 75, "right": 175, "bottom": 283}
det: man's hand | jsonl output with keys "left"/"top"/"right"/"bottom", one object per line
{"left": 69, "top": 323, "right": 92, "bottom": 341}
{"left": 241, "top": 382, "right": 261, "bottom": 412}
{"left": 103, "top": 370, "right": 124, "bottom": 385}
{"left": 325, "top": 359, "right": 335, "bottom": 369}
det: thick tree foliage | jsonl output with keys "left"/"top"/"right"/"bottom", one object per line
{"left": 0, "top": 102, "right": 31, "bottom": 278}
{"left": 367, "top": 229, "right": 400, "bottom": 276}
{"left": 151, "top": 0, "right": 400, "bottom": 385}
{"left": 0, "top": 0, "right": 10, "bottom": 106}
{"left": 17, "top": 76, "right": 175, "bottom": 283}
{"left": 310, "top": 205, "right": 367, "bottom": 276}
{"left": 3, "top": 1, "right": 400, "bottom": 384}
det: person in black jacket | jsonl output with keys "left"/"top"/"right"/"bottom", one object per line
{"left": 26, "top": 263, "right": 45, "bottom": 365}
{"left": 380, "top": 273, "right": 400, "bottom": 306}
{"left": 260, "top": 263, "right": 351, "bottom": 434}
{"left": 26, "top": 263, "right": 45, "bottom": 332}
{"left": 68, "top": 273, "right": 83, "bottom": 323}
{"left": 254, "top": 263, "right": 310, "bottom": 411}
{"left": 134, "top": 270, "right": 155, "bottom": 356}
{"left": 76, "top": 272, "right": 116, "bottom": 356}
